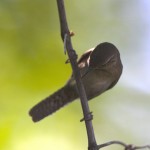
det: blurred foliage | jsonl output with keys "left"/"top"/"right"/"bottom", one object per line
{"left": 0, "top": 0, "right": 150, "bottom": 150}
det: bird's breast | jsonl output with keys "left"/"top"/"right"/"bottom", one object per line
{"left": 82, "top": 70, "right": 113, "bottom": 100}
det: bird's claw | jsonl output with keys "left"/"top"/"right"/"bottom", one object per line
{"left": 65, "top": 58, "right": 70, "bottom": 64}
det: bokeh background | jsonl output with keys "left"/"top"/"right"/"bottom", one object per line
{"left": 0, "top": 0, "right": 150, "bottom": 150}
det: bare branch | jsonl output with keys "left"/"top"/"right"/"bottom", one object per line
{"left": 56, "top": 0, "right": 98, "bottom": 149}
{"left": 98, "top": 141, "right": 150, "bottom": 150}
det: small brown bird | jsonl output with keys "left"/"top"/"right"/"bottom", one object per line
{"left": 29, "top": 42, "right": 123, "bottom": 122}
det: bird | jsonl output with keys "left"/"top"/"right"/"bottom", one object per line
{"left": 29, "top": 42, "right": 123, "bottom": 122}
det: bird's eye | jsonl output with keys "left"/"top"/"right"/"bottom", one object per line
{"left": 111, "top": 59, "right": 116, "bottom": 63}
{"left": 101, "top": 55, "right": 115, "bottom": 66}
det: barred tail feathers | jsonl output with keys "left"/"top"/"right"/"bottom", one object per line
{"left": 29, "top": 84, "right": 78, "bottom": 122}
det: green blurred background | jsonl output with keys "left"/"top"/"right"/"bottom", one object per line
{"left": 0, "top": 0, "right": 150, "bottom": 150}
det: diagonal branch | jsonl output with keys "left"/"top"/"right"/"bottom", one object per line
{"left": 56, "top": 0, "right": 98, "bottom": 149}
{"left": 98, "top": 140, "right": 150, "bottom": 150}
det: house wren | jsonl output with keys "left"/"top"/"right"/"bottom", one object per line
{"left": 29, "top": 42, "right": 123, "bottom": 122}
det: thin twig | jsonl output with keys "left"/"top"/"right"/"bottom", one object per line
{"left": 98, "top": 141, "right": 150, "bottom": 150}
{"left": 56, "top": 0, "right": 98, "bottom": 149}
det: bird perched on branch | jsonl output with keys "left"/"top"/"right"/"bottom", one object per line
{"left": 29, "top": 42, "right": 123, "bottom": 122}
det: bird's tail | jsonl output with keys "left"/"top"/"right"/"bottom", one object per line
{"left": 29, "top": 84, "right": 78, "bottom": 122}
